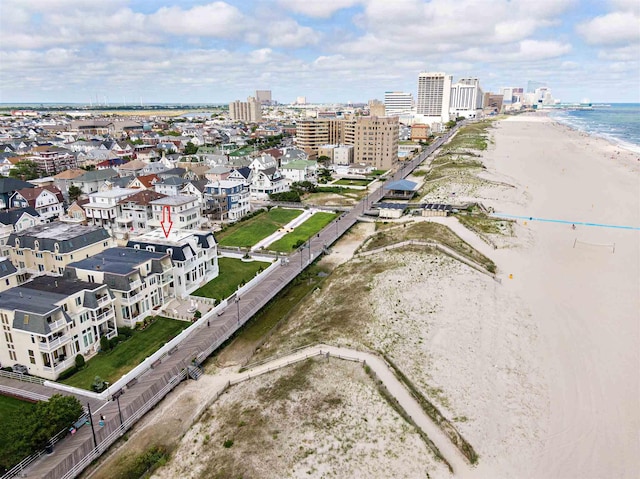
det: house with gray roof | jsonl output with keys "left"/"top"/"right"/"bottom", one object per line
{"left": 66, "top": 247, "right": 173, "bottom": 327}
{"left": 0, "top": 275, "right": 117, "bottom": 380}
{"left": 7, "top": 222, "right": 113, "bottom": 280}
{"left": 127, "top": 228, "right": 218, "bottom": 298}
{"left": 71, "top": 168, "right": 119, "bottom": 194}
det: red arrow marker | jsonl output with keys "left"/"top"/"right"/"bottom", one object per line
{"left": 160, "top": 205, "right": 173, "bottom": 238}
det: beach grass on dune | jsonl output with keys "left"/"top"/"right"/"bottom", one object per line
{"left": 362, "top": 221, "right": 496, "bottom": 272}
{"left": 217, "top": 208, "right": 303, "bottom": 248}
{"left": 192, "top": 257, "right": 270, "bottom": 301}
{"left": 267, "top": 212, "right": 338, "bottom": 252}
{"left": 60, "top": 317, "right": 188, "bottom": 390}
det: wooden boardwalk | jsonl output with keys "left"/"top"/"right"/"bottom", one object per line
{"left": 8, "top": 128, "right": 456, "bottom": 479}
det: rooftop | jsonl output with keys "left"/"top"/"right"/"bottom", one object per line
{"left": 68, "top": 247, "right": 168, "bottom": 275}
{"left": 89, "top": 188, "right": 138, "bottom": 199}
{"left": 12, "top": 222, "right": 108, "bottom": 242}
{"left": 21, "top": 275, "right": 104, "bottom": 296}
{"left": 150, "top": 194, "right": 198, "bottom": 206}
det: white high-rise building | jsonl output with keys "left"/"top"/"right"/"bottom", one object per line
{"left": 384, "top": 91, "right": 413, "bottom": 116}
{"left": 416, "top": 72, "right": 452, "bottom": 123}
{"left": 450, "top": 78, "right": 484, "bottom": 119}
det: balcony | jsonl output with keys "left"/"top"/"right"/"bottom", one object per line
{"left": 120, "top": 292, "right": 143, "bottom": 304}
{"left": 93, "top": 310, "right": 115, "bottom": 323}
{"left": 97, "top": 295, "right": 111, "bottom": 307}
{"left": 47, "top": 317, "right": 67, "bottom": 332}
{"left": 42, "top": 356, "right": 75, "bottom": 373}
{"left": 129, "top": 279, "right": 142, "bottom": 290}
{"left": 39, "top": 334, "right": 71, "bottom": 352}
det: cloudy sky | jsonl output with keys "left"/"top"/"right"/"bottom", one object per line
{"left": 1, "top": 0, "right": 638, "bottom": 104}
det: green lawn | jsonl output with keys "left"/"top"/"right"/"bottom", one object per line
{"left": 0, "top": 394, "right": 35, "bottom": 426}
{"left": 334, "top": 178, "right": 372, "bottom": 186}
{"left": 192, "top": 257, "right": 270, "bottom": 301}
{"left": 217, "top": 208, "right": 303, "bottom": 248}
{"left": 60, "top": 317, "right": 189, "bottom": 390}
{"left": 229, "top": 145, "right": 255, "bottom": 157}
{"left": 268, "top": 212, "right": 338, "bottom": 252}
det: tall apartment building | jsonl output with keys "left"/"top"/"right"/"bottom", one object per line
{"left": 0, "top": 276, "right": 117, "bottom": 380}
{"left": 26, "top": 146, "right": 78, "bottom": 176}
{"left": 66, "top": 247, "right": 173, "bottom": 328}
{"left": 256, "top": 90, "right": 272, "bottom": 105}
{"left": 416, "top": 72, "right": 453, "bottom": 123}
{"left": 450, "top": 78, "right": 484, "bottom": 119}
{"left": 229, "top": 97, "right": 262, "bottom": 122}
{"left": 296, "top": 117, "right": 399, "bottom": 169}
{"left": 295, "top": 119, "right": 343, "bottom": 154}
{"left": 368, "top": 99, "right": 386, "bottom": 117}
{"left": 384, "top": 92, "right": 413, "bottom": 115}
{"left": 347, "top": 116, "right": 399, "bottom": 170}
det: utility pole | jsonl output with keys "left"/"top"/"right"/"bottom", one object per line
{"left": 87, "top": 402, "right": 98, "bottom": 449}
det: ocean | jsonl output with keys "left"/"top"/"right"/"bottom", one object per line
{"left": 549, "top": 103, "right": 640, "bottom": 153}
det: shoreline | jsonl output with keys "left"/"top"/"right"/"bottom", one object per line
{"left": 530, "top": 109, "right": 640, "bottom": 156}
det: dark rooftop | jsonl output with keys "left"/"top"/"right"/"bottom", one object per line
{"left": 68, "top": 247, "right": 168, "bottom": 275}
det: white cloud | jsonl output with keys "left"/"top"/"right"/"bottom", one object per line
{"left": 260, "top": 18, "right": 320, "bottom": 48}
{"left": 577, "top": 12, "right": 640, "bottom": 45}
{"left": 277, "top": 0, "right": 362, "bottom": 18}
{"left": 150, "top": 2, "right": 246, "bottom": 38}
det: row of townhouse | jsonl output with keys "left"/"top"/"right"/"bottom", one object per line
{"left": 0, "top": 223, "right": 219, "bottom": 379}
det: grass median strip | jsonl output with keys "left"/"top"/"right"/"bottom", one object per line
{"left": 217, "top": 208, "right": 303, "bottom": 248}
{"left": 268, "top": 212, "right": 338, "bottom": 252}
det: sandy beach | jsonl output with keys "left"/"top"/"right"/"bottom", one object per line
{"left": 107, "top": 115, "right": 639, "bottom": 479}
{"left": 480, "top": 115, "right": 640, "bottom": 478}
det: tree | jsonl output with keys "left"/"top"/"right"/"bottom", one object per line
{"left": 317, "top": 155, "right": 331, "bottom": 167}
{"left": 30, "top": 395, "right": 83, "bottom": 449}
{"left": 9, "top": 160, "right": 39, "bottom": 181}
{"left": 183, "top": 142, "right": 198, "bottom": 155}
{"left": 68, "top": 185, "right": 83, "bottom": 202}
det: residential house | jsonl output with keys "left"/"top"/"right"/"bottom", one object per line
{"left": 180, "top": 180, "right": 207, "bottom": 205}
{"left": 157, "top": 167, "right": 186, "bottom": 180}
{"left": 0, "top": 208, "right": 42, "bottom": 257}
{"left": 10, "top": 186, "right": 64, "bottom": 222}
{"left": 249, "top": 168, "right": 287, "bottom": 200}
{"left": 117, "top": 190, "right": 167, "bottom": 234}
{"left": 66, "top": 247, "right": 173, "bottom": 328}
{"left": 127, "top": 174, "right": 160, "bottom": 190}
{"left": 7, "top": 222, "right": 112, "bottom": 280}
{"left": 0, "top": 276, "right": 117, "bottom": 380}
{"left": 154, "top": 176, "right": 188, "bottom": 196}
{"left": 149, "top": 195, "right": 202, "bottom": 230}
{"left": 72, "top": 168, "right": 119, "bottom": 194}
{"left": 85, "top": 188, "right": 138, "bottom": 230}
{"left": 0, "top": 257, "right": 19, "bottom": 292}
{"left": 280, "top": 160, "right": 318, "bottom": 185}
{"left": 204, "top": 180, "right": 250, "bottom": 222}
{"left": 127, "top": 229, "right": 218, "bottom": 298}
{"left": 52, "top": 168, "right": 85, "bottom": 199}
{"left": 226, "top": 166, "right": 252, "bottom": 186}
{"left": 204, "top": 165, "right": 231, "bottom": 183}
{"left": 118, "top": 159, "right": 148, "bottom": 177}
{"left": 59, "top": 199, "right": 89, "bottom": 225}
{"left": 0, "top": 177, "right": 34, "bottom": 209}
{"left": 249, "top": 154, "right": 278, "bottom": 173}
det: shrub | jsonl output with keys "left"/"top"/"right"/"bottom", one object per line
{"left": 223, "top": 439, "right": 234, "bottom": 448}
{"left": 99, "top": 336, "right": 110, "bottom": 353}
{"left": 194, "top": 310, "right": 202, "bottom": 319}
{"left": 74, "top": 354, "right": 85, "bottom": 370}
{"left": 91, "top": 376, "right": 106, "bottom": 393}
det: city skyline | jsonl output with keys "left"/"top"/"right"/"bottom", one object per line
{"left": 1, "top": 0, "right": 639, "bottom": 104}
